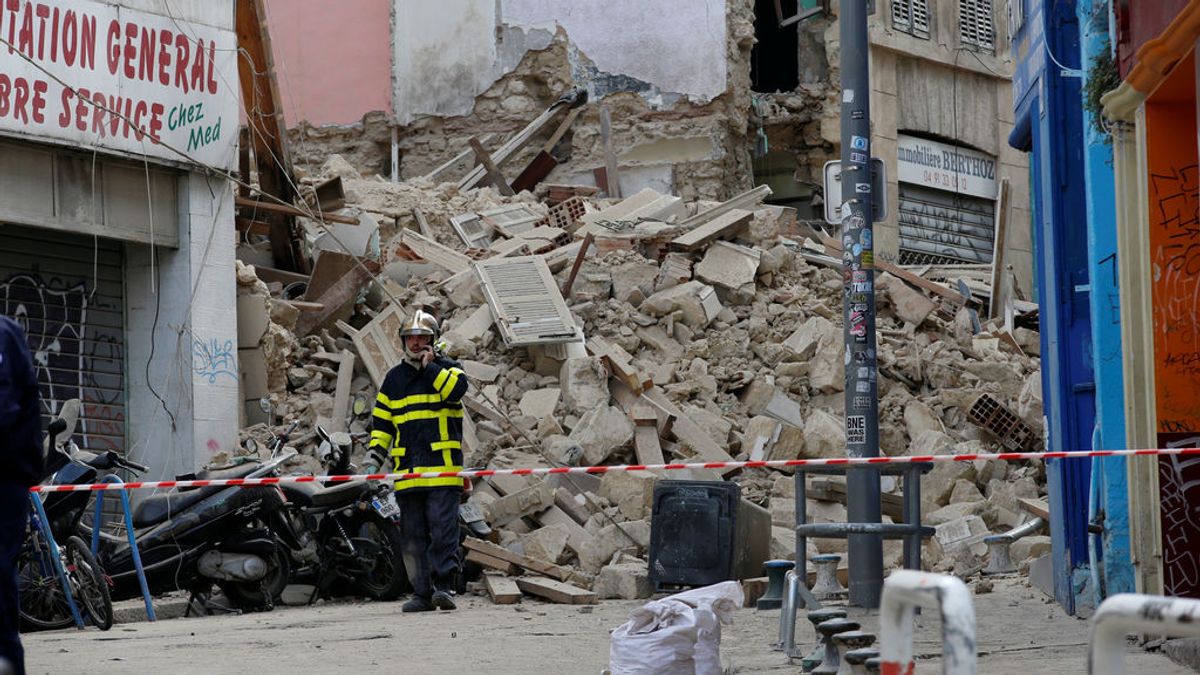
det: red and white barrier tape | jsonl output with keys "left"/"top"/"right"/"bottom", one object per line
{"left": 27, "top": 446, "right": 1200, "bottom": 493}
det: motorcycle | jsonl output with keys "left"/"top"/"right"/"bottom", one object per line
{"left": 271, "top": 424, "right": 410, "bottom": 602}
{"left": 45, "top": 402, "right": 301, "bottom": 612}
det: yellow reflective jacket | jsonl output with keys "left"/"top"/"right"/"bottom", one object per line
{"left": 369, "top": 356, "right": 468, "bottom": 491}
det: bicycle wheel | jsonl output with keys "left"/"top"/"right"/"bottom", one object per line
{"left": 17, "top": 532, "right": 75, "bottom": 631}
{"left": 66, "top": 536, "right": 113, "bottom": 630}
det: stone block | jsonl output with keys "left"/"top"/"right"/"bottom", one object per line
{"left": 808, "top": 337, "right": 845, "bottom": 393}
{"left": 641, "top": 280, "right": 723, "bottom": 328}
{"left": 571, "top": 405, "right": 635, "bottom": 465}
{"left": 782, "top": 315, "right": 837, "bottom": 361}
{"left": 560, "top": 357, "right": 610, "bottom": 415}
{"left": 519, "top": 387, "right": 561, "bottom": 419}
{"left": 904, "top": 400, "right": 945, "bottom": 438}
{"left": 516, "top": 524, "right": 571, "bottom": 564}
{"left": 878, "top": 272, "right": 938, "bottom": 326}
{"left": 744, "top": 415, "right": 782, "bottom": 461}
{"left": 484, "top": 482, "right": 554, "bottom": 526}
{"left": 1010, "top": 534, "right": 1052, "bottom": 564}
{"left": 578, "top": 520, "right": 652, "bottom": 574}
{"left": 931, "top": 515, "right": 989, "bottom": 560}
{"left": 802, "top": 408, "right": 845, "bottom": 458}
{"left": 595, "top": 562, "right": 653, "bottom": 599}
{"left": 695, "top": 241, "right": 761, "bottom": 290}
{"left": 599, "top": 470, "right": 660, "bottom": 521}
{"left": 948, "top": 479, "right": 985, "bottom": 504}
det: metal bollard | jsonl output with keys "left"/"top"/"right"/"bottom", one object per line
{"left": 982, "top": 517, "right": 1044, "bottom": 576}
{"left": 1088, "top": 593, "right": 1200, "bottom": 675}
{"left": 831, "top": 631, "right": 876, "bottom": 675}
{"left": 803, "top": 608, "right": 848, "bottom": 672}
{"left": 761, "top": 559, "right": 796, "bottom": 610}
{"left": 864, "top": 656, "right": 881, "bottom": 673}
{"left": 844, "top": 647, "right": 880, "bottom": 675}
{"left": 812, "top": 618, "right": 860, "bottom": 675}
{"left": 812, "top": 554, "right": 848, "bottom": 600}
{"left": 880, "top": 570, "right": 977, "bottom": 675}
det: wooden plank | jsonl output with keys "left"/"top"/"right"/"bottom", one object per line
{"left": 588, "top": 336, "right": 648, "bottom": 392}
{"left": 561, "top": 232, "right": 594, "bottom": 297}
{"left": 399, "top": 230, "right": 473, "bottom": 274}
{"left": 634, "top": 425, "right": 666, "bottom": 465}
{"left": 460, "top": 104, "right": 566, "bottom": 190}
{"left": 669, "top": 209, "right": 753, "bottom": 252}
{"left": 640, "top": 387, "right": 737, "bottom": 474}
{"left": 462, "top": 394, "right": 509, "bottom": 428}
{"left": 483, "top": 574, "right": 523, "bottom": 604}
{"left": 236, "top": 0, "right": 306, "bottom": 272}
{"left": 412, "top": 207, "right": 434, "bottom": 238}
{"left": 461, "top": 538, "right": 574, "bottom": 582}
{"left": 677, "top": 185, "right": 772, "bottom": 230}
{"left": 1017, "top": 497, "right": 1051, "bottom": 520}
{"left": 293, "top": 263, "right": 376, "bottom": 337}
{"left": 600, "top": 104, "right": 621, "bottom": 198}
{"left": 514, "top": 576, "right": 597, "bottom": 605}
{"left": 466, "top": 549, "right": 520, "bottom": 576}
{"left": 330, "top": 350, "right": 355, "bottom": 432}
{"left": 234, "top": 196, "right": 359, "bottom": 225}
{"left": 511, "top": 108, "right": 583, "bottom": 193}
{"left": 988, "top": 177, "right": 1011, "bottom": 321}
{"left": 469, "top": 137, "right": 515, "bottom": 196}
{"left": 424, "top": 133, "right": 497, "bottom": 181}
{"left": 553, "top": 487, "right": 592, "bottom": 526}
{"left": 808, "top": 478, "right": 904, "bottom": 520}
{"left": 821, "top": 234, "right": 969, "bottom": 306}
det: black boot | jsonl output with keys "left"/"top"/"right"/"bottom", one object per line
{"left": 402, "top": 595, "right": 434, "bottom": 613}
{"left": 431, "top": 589, "right": 457, "bottom": 610}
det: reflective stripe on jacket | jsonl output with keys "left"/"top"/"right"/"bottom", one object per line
{"left": 369, "top": 356, "right": 468, "bottom": 491}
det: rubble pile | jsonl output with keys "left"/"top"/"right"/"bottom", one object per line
{"left": 232, "top": 151, "right": 1047, "bottom": 604}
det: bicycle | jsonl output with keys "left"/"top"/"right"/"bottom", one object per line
{"left": 17, "top": 495, "right": 113, "bottom": 632}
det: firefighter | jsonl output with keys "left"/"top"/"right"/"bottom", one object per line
{"left": 368, "top": 309, "right": 468, "bottom": 612}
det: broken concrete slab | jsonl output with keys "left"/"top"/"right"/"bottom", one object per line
{"left": 560, "top": 357, "right": 610, "bottom": 415}
{"left": 570, "top": 405, "right": 635, "bottom": 465}
{"left": 599, "top": 470, "right": 660, "bottom": 521}
{"left": 877, "top": 272, "right": 938, "bottom": 326}
{"left": 595, "top": 562, "right": 653, "bottom": 600}
{"left": 801, "top": 408, "right": 845, "bottom": 459}
{"left": 516, "top": 524, "right": 571, "bottom": 565}
{"left": 695, "top": 241, "right": 761, "bottom": 291}
{"left": 641, "top": 281, "right": 723, "bottom": 328}
{"left": 484, "top": 482, "right": 555, "bottom": 527}
{"left": 519, "top": 387, "right": 562, "bottom": 419}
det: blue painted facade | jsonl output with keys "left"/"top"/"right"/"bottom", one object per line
{"left": 1075, "top": 0, "right": 1134, "bottom": 598}
{"left": 1009, "top": 0, "right": 1098, "bottom": 615}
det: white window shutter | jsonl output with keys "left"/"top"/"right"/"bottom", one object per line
{"left": 475, "top": 256, "right": 581, "bottom": 347}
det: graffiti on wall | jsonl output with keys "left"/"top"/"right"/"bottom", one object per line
{"left": 193, "top": 337, "right": 237, "bottom": 383}
{"left": 1157, "top": 434, "right": 1200, "bottom": 598}
{"left": 0, "top": 272, "right": 125, "bottom": 453}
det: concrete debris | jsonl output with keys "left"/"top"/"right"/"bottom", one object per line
{"left": 231, "top": 153, "right": 1046, "bottom": 598}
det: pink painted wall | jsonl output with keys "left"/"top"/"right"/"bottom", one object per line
{"left": 263, "top": 0, "right": 393, "bottom": 126}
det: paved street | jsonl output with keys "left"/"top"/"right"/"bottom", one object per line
{"left": 21, "top": 578, "right": 1194, "bottom": 674}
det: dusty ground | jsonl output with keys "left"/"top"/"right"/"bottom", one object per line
{"left": 22, "top": 577, "right": 1193, "bottom": 674}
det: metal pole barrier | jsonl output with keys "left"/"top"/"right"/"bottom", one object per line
{"left": 91, "top": 477, "right": 156, "bottom": 621}
{"left": 839, "top": 0, "right": 884, "bottom": 609}
{"left": 880, "top": 570, "right": 976, "bottom": 675}
{"left": 1089, "top": 594, "right": 1200, "bottom": 675}
{"left": 28, "top": 494, "right": 85, "bottom": 629}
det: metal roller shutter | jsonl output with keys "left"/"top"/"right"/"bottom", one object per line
{"left": 0, "top": 224, "right": 126, "bottom": 454}
{"left": 897, "top": 183, "right": 996, "bottom": 266}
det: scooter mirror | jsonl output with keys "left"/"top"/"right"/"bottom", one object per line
{"left": 258, "top": 397, "right": 273, "bottom": 414}
{"left": 244, "top": 438, "right": 260, "bottom": 455}
{"left": 352, "top": 396, "right": 368, "bottom": 416}
{"left": 56, "top": 399, "right": 80, "bottom": 449}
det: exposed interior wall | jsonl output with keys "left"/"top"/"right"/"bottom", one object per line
{"left": 380, "top": 0, "right": 756, "bottom": 201}
{"left": 263, "top": 0, "right": 394, "bottom": 127}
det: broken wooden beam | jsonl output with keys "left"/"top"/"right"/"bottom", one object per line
{"left": 514, "top": 576, "right": 597, "bottom": 605}
{"left": 588, "top": 336, "right": 649, "bottom": 392}
{"left": 469, "top": 136, "right": 515, "bottom": 196}
{"left": 235, "top": 196, "right": 360, "bottom": 225}
{"left": 561, "top": 232, "right": 595, "bottom": 297}
{"left": 669, "top": 209, "right": 753, "bottom": 252}
{"left": 483, "top": 574, "right": 523, "bottom": 604}
{"left": 461, "top": 538, "right": 574, "bottom": 583}
{"left": 599, "top": 104, "right": 621, "bottom": 198}
{"left": 466, "top": 549, "right": 521, "bottom": 576}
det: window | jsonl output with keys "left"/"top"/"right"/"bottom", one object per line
{"left": 1005, "top": 0, "right": 1024, "bottom": 47}
{"left": 751, "top": 0, "right": 800, "bottom": 93}
{"left": 960, "top": 0, "right": 996, "bottom": 52}
{"left": 892, "top": 0, "right": 931, "bottom": 39}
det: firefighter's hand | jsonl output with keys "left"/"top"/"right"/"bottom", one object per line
{"left": 420, "top": 347, "right": 436, "bottom": 367}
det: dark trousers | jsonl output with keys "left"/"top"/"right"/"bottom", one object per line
{"left": 0, "top": 483, "right": 29, "bottom": 675}
{"left": 396, "top": 488, "right": 461, "bottom": 599}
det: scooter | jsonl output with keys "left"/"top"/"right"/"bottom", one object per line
{"left": 46, "top": 402, "right": 301, "bottom": 611}
{"left": 273, "top": 424, "right": 410, "bottom": 602}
